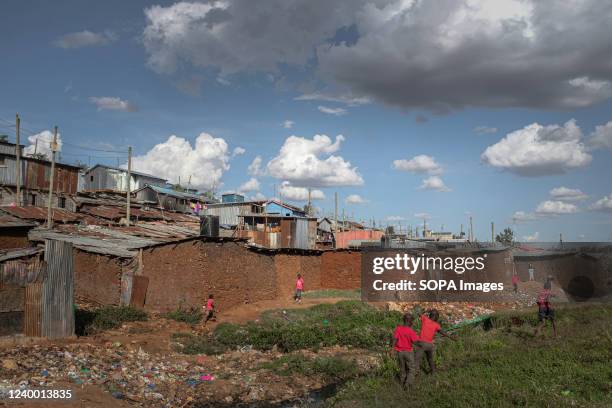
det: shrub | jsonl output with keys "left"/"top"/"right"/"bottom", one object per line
{"left": 75, "top": 306, "right": 147, "bottom": 335}
{"left": 164, "top": 306, "right": 202, "bottom": 325}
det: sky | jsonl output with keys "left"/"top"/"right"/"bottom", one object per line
{"left": 1, "top": 0, "right": 612, "bottom": 241}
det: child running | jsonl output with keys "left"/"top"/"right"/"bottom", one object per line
{"left": 416, "top": 309, "right": 455, "bottom": 375}
{"left": 203, "top": 294, "right": 215, "bottom": 326}
{"left": 534, "top": 288, "right": 557, "bottom": 337}
{"left": 393, "top": 313, "right": 420, "bottom": 389}
{"left": 294, "top": 274, "right": 304, "bottom": 303}
{"left": 512, "top": 273, "right": 520, "bottom": 293}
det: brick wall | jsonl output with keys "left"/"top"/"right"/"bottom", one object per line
{"left": 73, "top": 250, "right": 123, "bottom": 305}
{"left": 320, "top": 250, "right": 362, "bottom": 289}
{"left": 0, "top": 228, "right": 32, "bottom": 250}
{"left": 274, "top": 254, "right": 322, "bottom": 299}
{"left": 141, "top": 240, "right": 277, "bottom": 313}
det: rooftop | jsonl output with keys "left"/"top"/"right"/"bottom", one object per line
{"left": 85, "top": 164, "right": 167, "bottom": 181}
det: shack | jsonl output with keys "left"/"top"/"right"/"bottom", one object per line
{"left": 236, "top": 214, "right": 317, "bottom": 250}
{"left": 0, "top": 215, "right": 36, "bottom": 249}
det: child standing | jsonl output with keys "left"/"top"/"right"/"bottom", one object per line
{"left": 512, "top": 273, "right": 520, "bottom": 293}
{"left": 294, "top": 274, "right": 304, "bottom": 303}
{"left": 534, "top": 288, "right": 556, "bottom": 337}
{"left": 415, "top": 309, "right": 455, "bottom": 375}
{"left": 203, "top": 294, "right": 215, "bottom": 326}
{"left": 393, "top": 314, "right": 420, "bottom": 389}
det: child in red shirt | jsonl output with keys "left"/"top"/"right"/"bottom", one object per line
{"left": 203, "top": 294, "right": 215, "bottom": 326}
{"left": 535, "top": 289, "right": 556, "bottom": 337}
{"left": 393, "top": 314, "right": 420, "bottom": 389}
{"left": 512, "top": 273, "right": 520, "bottom": 293}
{"left": 294, "top": 274, "right": 304, "bottom": 303}
{"left": 416, "top": 309, "right": 455, "bottom": 374}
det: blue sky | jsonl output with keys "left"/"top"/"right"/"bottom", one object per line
{"left": 1, "top": 0, "right": 611, "bottom": 241}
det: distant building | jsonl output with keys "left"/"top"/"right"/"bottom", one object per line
{"left": 222, "top": 193, "right": 245, "bottom": 203}
{"left": 204, "top": 199, "right": 306, "bottom": 227}
{"left": 134, "top": 184, "right": 212, "bottom": 214}
{"left": 0, "top": 140, "right": 81, "bottom": 209}
{"left": 430, "top": 231, "right": 455, "bottom": 241}
{"left": 237, "top": 214, "right": 317, "bottom": 249}
{"left": 263, "top": 200, "right": 306, "bottom": 217}
{"left": 83, "top": 164, "right": 167, "bottom": 192}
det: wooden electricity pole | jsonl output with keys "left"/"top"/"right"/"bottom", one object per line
{"left": 15, "top": 114, "right": 21, "bottom": 206}
{"left": 126, "top": 146, "right": 132, "bottom": 226}
{"left": 491, "top": 222, "right": 495, "bottom": 243}
{"left": 46, "top": 126, "right": 58, "bottom": 229}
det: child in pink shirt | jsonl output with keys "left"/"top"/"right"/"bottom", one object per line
{"left": 204, "top": 294, "right": 215, "bottom": 326}
{"left": 294, "top": 274, "right": 304, "bottom": 303}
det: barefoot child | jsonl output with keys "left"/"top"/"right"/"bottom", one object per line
{"left": 203, "top": 294, "right": 215, "bottom": 326}
{"left": 294, "top": 274, "right": 304, "bottom": 303}
{"left": 393, "top": 313, "right": 420, "bottom": 389}
{"left": 415, "top": 309, "right": 455, "bottom": 375}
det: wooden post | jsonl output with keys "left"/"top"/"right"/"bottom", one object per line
{"left": 46, "top": 127, "right": 58, "bottom": 229}
{"left": 15, "top": 114, "right": 21, "bottom": 206}
{"left": 126, "top": 146, "right": 132, "bottom": 226}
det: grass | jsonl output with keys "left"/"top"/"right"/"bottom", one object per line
{"left": 258, "top": 354, "right": 360, "bottom": 380}
{"left": 173, "top": 300, "right": 404, "bottom": 354}
{"left": 302, "top": 289, "right": 361, "bottom": 299}
{"left": 327, "top": 303, "right": 612, "bottom": 408}
{"left": 75, "top": 306, "right": 148, "bottom": 336}
{"left": 164, "top": 306, "right": 202, "bottom": 325}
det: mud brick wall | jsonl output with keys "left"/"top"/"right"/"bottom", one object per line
{"left": 73, "top": 250, "right": 123, "bottom": 305}
{"left": 0, "top": 228, "right": 31, "bottom": 250}
{"left": 320, "top": 251, "right": 362, "bottom": 289}
{"left": 274, "top": 254, "right": 322, "bottom": 299}
{"left": 142, "top": 240, "right": 277, "bottom": 313}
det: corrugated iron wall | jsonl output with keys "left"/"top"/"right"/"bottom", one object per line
{"left": 24, "top": 283, "right": 42, "bottom": 337}
{"left": 41, "top": 240, "right": 75, "bottom": 339}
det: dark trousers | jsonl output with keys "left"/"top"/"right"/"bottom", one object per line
{"left": 415, "top": 342, "right": 436, "bottom": 373}
{"left": 204, "top": 309, "right": 214, "bottom": 323}
{"left": 396, "top": 351, "right": 416, "bottom": 387}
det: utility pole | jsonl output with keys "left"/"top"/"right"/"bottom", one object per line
{"left": 307, "top": 188, "right": 312, "bottom": 216}
{"left": 126, "top": 146, "right": 132, "bottom": 226}
{"left": 46, "top": 126, "right": 58, "bottom": 229}
{"left": 491, "top": 222, "right": 495, "bottom": 243}
{"left": 15, "top": 114, "right": 21, "bottom": 206}
{"left": 334, "top": 192, "right": 338, "bottom": 232}
{"left": 469, "top": 216, "right": 474, "bottom": 242}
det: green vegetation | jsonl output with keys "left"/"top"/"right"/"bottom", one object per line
{"left": 173, "top": 300, "right": 402, "bottom": 354}
{"left": 259, "top": 354, "right": 360, "bottom": 380}
{"left": 327, "top": 303, "right": 612, "bottom": 408}
{"left": 302, "top": 289, "right": 361, "bottom": 299}
{"left": 164, "top": 306, "right": 202, "bottom": 325}
{"left": 75, "top": 306, "right": 148, "bottom": 335}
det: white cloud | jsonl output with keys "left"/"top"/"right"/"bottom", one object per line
{"left": 317, "top": 106, "right": 347, "bottom": 116}
{"left": 282, "top": 120, "right": 295, "bottom": 129}
{"left": 278, "top": 181, "right": 325, "bottom": 201}
{"left": 89, "top": 96, "right": 137, "bottom": 112}
{"left": 512, "top": 211, "right": 538, "bottom": 223}
{"left": 267, "top": 134, "right": 363, "bottom": 187}
{"left": 414, "top": 212, "right": 431, "bottom": 219}
{"left": 248, "top": 156, "right": 265, "bottom": 177}
{"left": 345, "top": 194, "right": 367, "bottom": 204}
{"left": 481, "top": 119, "right": 592, "bottom": 176}
{"left": 589, "top": 121, "right": 612, "bottom": 150}
{"left": 419, "top": 176, "right": 451, "bottom": 192}
{"left": 216, "top": 76, "right": 231, "bottom": 86}
{"left": 474, "top": 126, "right": 498, "bottom": 135}
{"left": 295, "top": 93, "right": 370, "bottom": 106}
{"left": 238, "top": 177, "right": 260, "bottom": 192}
{"left": 251, "top": 192, "right": 266, "bottom": 201}
{"left": 23, "top": 130, "right": 63, "bottom": 160}
{"left": 54, "top": 30, "right": 116, "bottom": 49}
{"left": 549, "top": 187, "right": 588, "bottom": 201}
{"left": 386, "top": 215, "right": 405, "bottom": 221}
{"left": 393, "top": 155, "right": 442, "bottom": 175}
{"left": 232, "top": 146, "right": 246, "bottom": 157}
{"left": 535, "top": 200, "right": 579, "bottom": 215}
{"left": 522, "top": 232, "right": 539, "bottom": 242}
{"left": 130, "top": 133, "right": 230, "bottom": 190}
{"left": 590, "top": 193, "right": 612, "bottom": 212}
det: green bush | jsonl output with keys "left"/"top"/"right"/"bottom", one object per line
{"left": 164, "top": 306, "right": 202, "bottom": 325}
{"left": 75, "top": 306, "right": 147, "bottom": 335}
{"left": 259, "top": 354, "right": 360, "bottom": 380}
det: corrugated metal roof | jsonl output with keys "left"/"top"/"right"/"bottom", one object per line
{"left": 141, "top": 184, "right": 211, "bottom": 202}
{"left": 85, "top": 164, "right": 167, "bottom": 181}
{"left": 28, "top": 222, "right": 200, "bottom": 258}
{"left": 0, "top": 247, "right": 43, "bottom": 263}
{"left": 0, "top": 215, "right": 37, "bottom": 228}
{"left": 0, "top": 206, "right": 80, "bottom": 223}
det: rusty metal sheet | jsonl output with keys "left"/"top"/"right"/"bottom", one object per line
{"left": 0, "top": 287, "right": 24, "bottom": 312}
{"left": 130, "top": 275, "right": 149, "bottom": 308}
{"left": 0, "top": 206, "right": 80, "bottom": 223}
{"left": 24, "top": 283, "right": 42, "bottom": 337}
{"left": 24, "top": 160, "right": 79, "bottom": 194}
{"left": 1, "top": 259, "right": 46, "bottom": 286}
{"left": 0, "top": 311, "right": 23, "bottom": 336}
{"left": 41, "top": 240, "right": 75, "bottom": 339}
